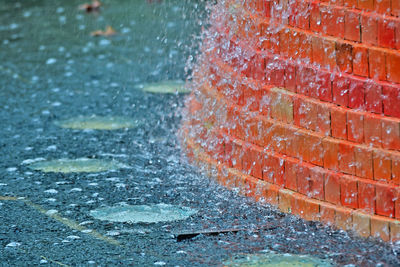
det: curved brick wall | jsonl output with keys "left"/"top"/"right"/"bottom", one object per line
{"left": 181, "top": 0, "right": 400, "bottom": 242}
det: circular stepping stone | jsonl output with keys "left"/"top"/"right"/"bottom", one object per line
{"left": 90, "top": 204, "right": 197, "bottom": 223}
{"left": 55, "top": 116, "right": 138, "bottom": 130}
{"left": 141, "top": 80, "right": 190, "bottom": 94}
{"left": 27, "top": 158, "right": 129, "bottom": 173}
{"left": 224, "top": 252, "right": 333, "bottom": 267}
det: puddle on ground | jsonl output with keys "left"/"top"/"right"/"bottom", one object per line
{"left": 140, "top": 80, "right": 190, "bottom": 94}
{"left": 55, "top": 116, "right": 139, "bottom": 130}
{"left": 90, "top": 203, "right": 197, "bottom": 223}
{"left": 27, "top": 158, "right": 129, "bottom": 173}
{"left": 223, "top": 252, "right": 333, "bottom": 267}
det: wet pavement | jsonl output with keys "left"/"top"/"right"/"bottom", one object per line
{"left": 0, "top": 0, "right": 399, "bottom": 266}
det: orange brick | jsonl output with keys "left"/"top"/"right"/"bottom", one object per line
{"left": 361, "top": 13, "right": 378, "bottom": 45}
{"left": 331, "top": 107, "right": 347, "bottom": 139}
{"left": 358, "top": 179, "right": 376, "bottom": 214}
{"left": 336, "top": 42, "right": 353, "bottom": 73}
{"left": 369, "top": 49, "right": 386, "bottom": 81}
{"left": 311, "top": 36, "right": 324, "bottom": 66}
{"left": 278, "top": 189, "right": 293, "bottom": 213}
{"left": 305, "top": 132, "right": 324, "bottom": 166}
{"left": 309, "top": 167, "right": 325, "bottom": 200}
{"left": 251, "top": 146, "right": 263, "bottom": 179}
{"left": 374, "top": 0, "right": 391, "bottom": 14}
{"left": 347, "top": 111, "right": 364, "bottom": 143}
{"left": 335, "top": 207, "right": 353, "bottom": 231}
{"left": 302, "top": 198, "right": 321, "bottom": 221}
{"left": 352, "top": 212, "right": 371, "bottom": 237}
{"left": 387, "top": 53, "right": 400, "bottom": 84}
{"left": 352, "top": 46, "right": 369, "bottom": 77}
{"left": 344, "top": 11, "right": 361, "bottom": 42}
{"left": 264, "top": 184, "right": 280, "bottom": 206}
{"left": 339, "top": 142, "right": 356, "bottom": 175}
{"left": 284, "top": 159, "right": 298, "bottom": 191}
{"left": 382, "top": 119, "right": 400, "bottom": 150}
{"left": 323, "top": 138, "right": 340, "bottom": 171}
{"left": 393, "top": 0, "right": 400, "bottom": 16}
{"left": 354, "top": 147, "right": 374, "bottom": 179}
{"left": 296, "top": 163, "right": 311, "bottom": 195}
{"left": 293, "top": 96, "right": 317, "bottom": 131}
{"left": 391, "top": 153, "right": 400, "bottom": 184}
{"left": 371, "top": 215, "right": 390, "bottom": 242}
{"left": 390, "top": 221, "right": 400, "bottom": 243}
{"left": 341, "top": 175, "right": 358, "bottom": 208}
{"left": 316, "top": 103, "right": 332, "bottom": 136}
{"left": 364, "top": 115, "right": 382, "bottom": 147}
{"left": 262, "top": 153, "right": 284, "bottom": 185}
{"left": 373, "top": 150, "right": 392, "bottom": 182}
{"left": 320, "top": 202, "right": 336, "bottom": 226}
{"left": 324, "top": 172, "right": 341, "bottom": 205}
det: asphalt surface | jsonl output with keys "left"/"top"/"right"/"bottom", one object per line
{"left": 0, "top": 0, "right": 399, "bottom": 266}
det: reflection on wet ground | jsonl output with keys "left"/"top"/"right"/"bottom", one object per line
{"left": 0, "top": 0, "right": 399, "bottom": 266}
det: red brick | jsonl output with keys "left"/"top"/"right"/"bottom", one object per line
{"left": 339, "top": 141, "right": 356, "bottom": 175}
{"left": 347, "top": 111, "right": 364, "bottom": 143}
{"left": 331, "top": 106, "right": 347, "bottom": 139}
{"left": 321, "top": 5, "right": 345, "bottom": 38}
{"left": 382, "top": 84, "right": 400, "bottom": 118}
{"left": 354, "top": 147, "right": 374, "bottom": 179}
{"left": 309, "top": 70, "right": 332, "bottom": 102}
{"left": 324, "top": 172, "right": 341, "bottom": 205}
{"left": 288, "top": 1, "right": 310, "bottom": 29}
{"left": 341, "top": 175, "right": 358, "bottom": 208}
{"left": 361, "top": 13, "right": 378, "bottom": 45}
{"left": 378, "top": 18, "right": 396, "bottom": 49}
{"left": 312, "top": 36, "right": 324, "bottom": 66}
{"left": 368, "top": 49, "right": 386, "bottom": 81}
{"left": 365, "top": 83, "right": 382, "bottom": 114}
{"left": 358, "top": 179, "right": 376, "bottom": 214}
{"left": 348, "top": 78, "right": 365, "bottom": 109}
{"left": 358, "top": 0, "right": 374, "bottom": 10}
{"left": 373, "top": 150, "right": 392, "bottom": 182}
{"left": 382, "top": 119, "right": 400, "bottom": 150}
{"left": 344, "top": 11, "right": 361, "bottom": 42}
{"left": 343, "top": 0, "right": 357, "bottom": 8}
{"left": 395, "top": 20, "right": 400, "bottom": 50}
{"left": 332, "top": 75, "right": 349, "bottom": 106}
{"left": 364, "top": 115, "right": 382, "bottom": 147}
{"left": 352, "top": 46, "right": 369, "bottom": 77}
{"left": 336, "top": 42, "right": 353, "bottom": 73}
{"left": 323, "top": 138, "right": 340, "bottom": 171}
{"left": 375, "top": 183, "right": 395, "bottom": 217}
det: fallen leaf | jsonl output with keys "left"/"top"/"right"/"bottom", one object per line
{"left": 79, "top": 0, "right": 101, "bottom": 13}
{"left": 90, "top": 26, "right": 117, "bottom": 37}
